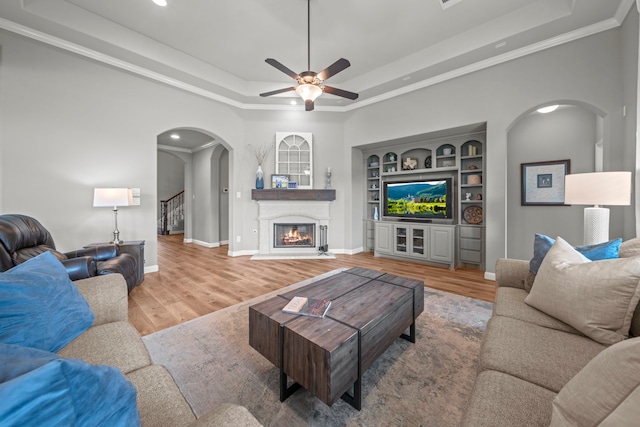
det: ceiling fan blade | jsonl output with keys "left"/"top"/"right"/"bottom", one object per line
{"left": 322, "top": 85, "right": 359, "bottom": 100}
{"left": 317, "top": 58, "right": 351, "bottom": 81}
{"left": 260, "top": 87, "right": 296, "bottom": 97}
{"left": 305, "top": 100, "right": 314, "bottom": 111}
{"left": 265, "top": 58, "right": 299, "bottom": 80}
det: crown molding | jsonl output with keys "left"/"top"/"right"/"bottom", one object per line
{"left": 0, "top": 15, "right": 624, "bottom": 114}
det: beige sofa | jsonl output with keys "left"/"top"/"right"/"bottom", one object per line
{"left": 60, "top": 273, "right": 261, "bottom": 427}
{"left": 462, "top": 238, "right": 640, "bottom": 426}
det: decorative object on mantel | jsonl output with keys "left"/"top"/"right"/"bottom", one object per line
{"left": 271, "top": 174, "right": 289, "bottom": 189}
{"left": 326, "top": 167, "right": 332, "bottom": 189}
{"left": 403, "top": 158, "right": 417, "bottom": 170}
{"left": 247, "top": 142, "right": 273, "bottom": 190}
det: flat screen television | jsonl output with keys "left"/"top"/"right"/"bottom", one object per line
{"left": 383, "top": 178, "right": 453, "bottom": 220}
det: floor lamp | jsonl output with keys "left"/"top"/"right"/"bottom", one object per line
{"left": 564, "top": 172, "right": 632, "bottom": 245}
{"left": 93, "top": 188, "right": 133, "bottom": 244}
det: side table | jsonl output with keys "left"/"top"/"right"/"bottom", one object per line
{"left": 85, "top": 240, "right": 145, "bottom": 286}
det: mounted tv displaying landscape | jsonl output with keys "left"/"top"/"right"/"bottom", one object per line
{"left": 383, "top": 178, "right": 453, "bottom": 220}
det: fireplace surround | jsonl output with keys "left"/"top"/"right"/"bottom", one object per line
{"left": 251, "top": 189, "right": 335, "bottom": 259}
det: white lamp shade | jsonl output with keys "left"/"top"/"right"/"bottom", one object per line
{"left": 564, "top": 172, "right": 632, "bottom": 206}
{"left": 93, "top": 188, "right": 133, "bottom": 207}
{"left": 295, "top": 84, "right": 322, "bottom": 102}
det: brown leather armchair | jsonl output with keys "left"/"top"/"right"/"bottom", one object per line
{"left": 0, "top": 214, "right": 138, "bottom": 292}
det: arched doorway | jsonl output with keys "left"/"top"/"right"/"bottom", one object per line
{"left": 505, "top": 102, "right": 607, "bottom": 259}
{"left": 157, "top": 128, "right": 230, "bottom": 248}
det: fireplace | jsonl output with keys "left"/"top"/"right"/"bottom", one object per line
{"left": 274, "top": 223, "right": 315, "bottom": 248}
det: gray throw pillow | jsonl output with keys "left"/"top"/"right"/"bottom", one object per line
{"left": 525, "top": 237, "right": 640, "bottom": 345}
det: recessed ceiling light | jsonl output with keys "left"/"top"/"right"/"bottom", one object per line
{"left": 290, "top": 100, "right": 297, "bottom": 106}
{"left": 537, "top": 105, "right": 559, "bottom": 114}
{"left": 153, "top": 0, "right": 167, "bottom": 6}
{"left": 170, "top": 133, "right": 180, "bottom": 140}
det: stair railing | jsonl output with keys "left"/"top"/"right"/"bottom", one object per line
{"left": 159, "top": 190, "right": 185, "bottom": 235}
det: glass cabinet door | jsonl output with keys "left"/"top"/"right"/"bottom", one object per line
{"left": 412, "top": 228, "right": 425, "bottom": 255}
{"left": 395, "top": 227, "right": 407, "bottom": 253}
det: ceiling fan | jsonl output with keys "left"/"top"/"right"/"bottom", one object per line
{"left": 259, "top": 0, "right": 358, "bottom": 111}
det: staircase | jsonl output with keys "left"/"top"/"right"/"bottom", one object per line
{"left": 159, "top": 191, "right": 185, "bottom": 235}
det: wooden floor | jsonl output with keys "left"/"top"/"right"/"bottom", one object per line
{"left": 128, "top": 234, "right": 496, "bottom": 336}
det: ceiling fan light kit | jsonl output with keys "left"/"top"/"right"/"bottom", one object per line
{"left": 259, "top": 0, "right": 358, "bottom": 111}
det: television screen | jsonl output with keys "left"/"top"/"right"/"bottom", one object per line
{"left": 383, "top": 178, "right": 452, "bottom": 220}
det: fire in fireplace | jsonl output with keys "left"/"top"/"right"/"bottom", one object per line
{"left": 274, "top": 223, "right": 315, "bottom": 248}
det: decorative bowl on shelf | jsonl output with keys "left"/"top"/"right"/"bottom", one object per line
{"left": 468, "top": 174, "right": 482, "bottom": 185}
{"left": 463, "top": 206, "right": 483, "bottom": 224}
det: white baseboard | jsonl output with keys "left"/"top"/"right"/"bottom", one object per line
{"left": 484, "top": 271, "right": 496, "bottom": 281}
{"left": 228, "top": 249, "right": 259, "bottom": 257}
{"left": 192, "top": 240, "right": 220, "bottom": 248}
{"left": 144, "top": 265, "right": 159, "bottom": 274}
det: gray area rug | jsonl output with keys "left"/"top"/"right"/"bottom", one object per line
{"left": 143, "top": 268, "right": 493, "bottom": 426}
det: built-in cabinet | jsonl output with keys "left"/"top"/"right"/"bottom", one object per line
{"left": 364, "top": 126, "right": 486, "bottom": 269}
{"left": 374, "top": 222, "right": 455, "bottom": 269}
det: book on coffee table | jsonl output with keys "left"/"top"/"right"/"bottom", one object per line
{"left": 282, "top": 296, "right": 331, "bottom": 318}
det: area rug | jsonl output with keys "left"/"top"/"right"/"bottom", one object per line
{"left": 143, "top": 268, "right": 493, "bottom": 426}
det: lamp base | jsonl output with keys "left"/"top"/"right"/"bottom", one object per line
{"left": 583, "top": 207, "right": 609, "bottom": 245}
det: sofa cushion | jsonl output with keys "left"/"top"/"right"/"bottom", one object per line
{"left": 0, "top": 343, "right": 140, "bottom": 426}
{"left": 493, "top": 287, "right": 580, "bottom": 335}
{"left": 0, "top": 252, "right": 94, "bottom": 352}
{"left": 479, "top": 316, "right": 605, "bottom": 392}
{"left": 529, "top": 233, "right": 621, "bottom": 275}
{"left": 126, "top": 364, "right": 195, "bottom": 426}
{"left": 59, "top": 321, "right": 151, "bottom": 375}
{"left": 550, "top": 337, "right": 640, "bottom": 426}
{"left": 461, "top": 370, "right": 556, "bottom": 427}
{"left": 525, "top": 237, "right": 640, "bottom": 345}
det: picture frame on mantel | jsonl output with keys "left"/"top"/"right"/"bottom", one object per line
{"left": 521, "top": 159, "right": 570, "bottom": 206}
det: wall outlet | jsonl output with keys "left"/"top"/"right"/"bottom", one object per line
{"left": 236, "top": 236, "right": 241, "bottom": 242}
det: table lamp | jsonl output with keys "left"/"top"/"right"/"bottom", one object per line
{"left": 564, "top": 172, "right": 632, "bottom": 245}
{"left": 93, "top": 188, "right": 133, "bottom": 244}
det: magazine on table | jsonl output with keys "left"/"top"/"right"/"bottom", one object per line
{"left": 282, "top": 296, "right": 331, "bottom": 318}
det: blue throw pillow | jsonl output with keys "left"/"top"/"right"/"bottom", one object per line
{"left": 529, "top": 234, "right": 622, "bottom": 274}
{"left": 0, "top": 343, "right": 140, "bottom": 426}
{"left": 0, "top": 252, "right": 94, "bottom": 352}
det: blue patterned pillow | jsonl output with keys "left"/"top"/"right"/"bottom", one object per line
{"left": 0, "top": 252, "right": 94, "bottom": 352}
{"left": 0, "top": 343, "right": 140, "bottom": 426}
{"left": 530, "top": 234, "right": 622, "bottom": 274}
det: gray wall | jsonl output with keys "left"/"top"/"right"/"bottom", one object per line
{"left": 0, "top": 9, "right": 637, "bottom": 274}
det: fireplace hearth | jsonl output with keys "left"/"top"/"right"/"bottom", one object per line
{"left": 274, "top": 224, "right": 315, "bottom": 248}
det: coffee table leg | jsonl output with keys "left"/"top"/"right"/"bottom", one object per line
{"left": 400, "top": 321, "right": 416, "bottom": 343}
{"left": 279, "top": 325, "right": 301, "bottom": 402}
{"left": 340, "top": 331, "right": 362, "bottom": 410}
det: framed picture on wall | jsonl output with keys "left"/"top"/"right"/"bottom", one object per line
{"left": 521, "top": 159, "right": 571, "bottom": 206}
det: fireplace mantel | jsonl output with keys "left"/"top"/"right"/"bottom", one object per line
{"left": 251, "top": 189, "right": 335, "bottom": 201}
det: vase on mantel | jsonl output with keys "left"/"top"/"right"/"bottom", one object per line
{"left": 255, "top": 165, "right": 264, "bottom": 190}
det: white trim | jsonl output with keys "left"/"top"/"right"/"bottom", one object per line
{"left": 333, "top": 247, "right": 364, "bottom": 255}
{"left": 227, "top": 249, "right": 259, "bottom": 257}
{"left": 0, "top": 15, "right": 624, "bottom": 113}
{"left": 144, "top": 265, "right": 159, "bottom": 274}
{"left": 192, "top": 239, "right": 220, "bottom": 248}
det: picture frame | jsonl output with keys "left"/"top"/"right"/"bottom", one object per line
{"left": 521, "top": 159, "right": 570, "bottom": 206}
{"left": 271, "top": 174, "right": 289, "bottom": 189}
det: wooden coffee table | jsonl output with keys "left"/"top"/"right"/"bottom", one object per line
{"left": 248, "top": 267, "right": 424, "bottom": 410}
